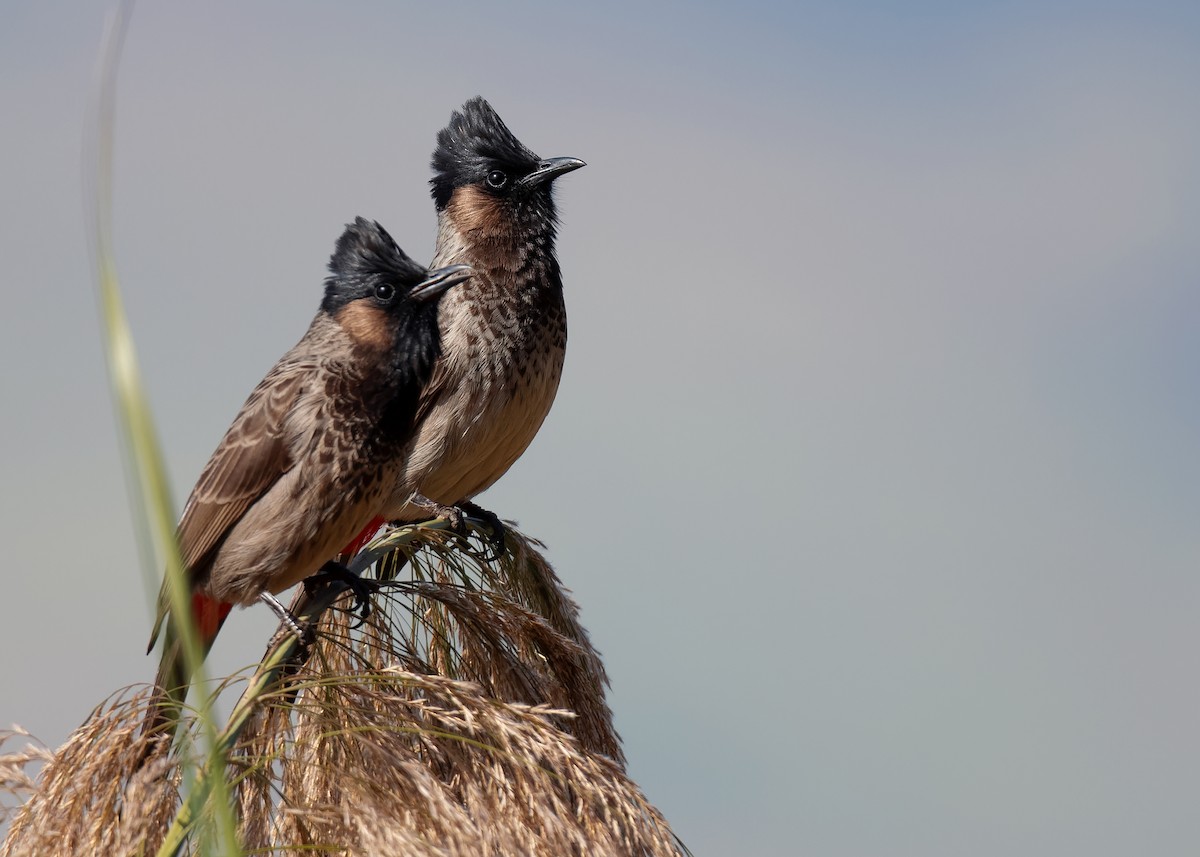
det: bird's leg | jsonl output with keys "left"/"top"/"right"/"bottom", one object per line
{"left": 259, "top": 592, "right": 312, "bottom": 643}
{"left": 457, "top": 500, "right": 508, "bottom": 562}
{"left": 410, "top": 493, "right": 467, "bottom": 532}
{"left": 410, "top": 494, "right": 506, "bottom": 561}
{"left": 303, "top": 560, "right": 379, "bottom": 628}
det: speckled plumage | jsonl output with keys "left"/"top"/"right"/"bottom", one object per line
{"left": 184, "top": 315, "right": 414, "bottom": 605}
{"left": 173, "top": 220, "right": 451, "bottom": 606}
{"left": 142, "top": 219, "right": 466, "bottom": 756}
{"left": 384, "top": 98, "right": 583, "bottom": 519}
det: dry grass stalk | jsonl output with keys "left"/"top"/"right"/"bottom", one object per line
{"left": 235, "top": 670, "right": 677, "bottom": 856}
{"left": 1, "top": 694, "right": 179, "bottom": 857}
{"left": 0, "top": 729, "right": 54, "bottom": 829}
{"left": 2, "top": 524, "right": 681, "bottom": 856}
{"left": 316, "top": 524, "right": 624, "bottom": 764}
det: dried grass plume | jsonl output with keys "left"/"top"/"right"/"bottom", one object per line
{"left": 2, "top": 525, "right": 686, "bottom": 857}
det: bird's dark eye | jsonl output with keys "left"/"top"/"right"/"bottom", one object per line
{"left": 374, "top": 283, "right": 396, "bottom": 302}
{"left": 486, "top": 169, "right": 508, "bottom": 189}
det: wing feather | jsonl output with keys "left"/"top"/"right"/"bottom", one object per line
{"left": 411, "top": 353, "right": 453, "bottom": 429}
{"left": 176, "top": 360, "right": 311, "bottom": 575}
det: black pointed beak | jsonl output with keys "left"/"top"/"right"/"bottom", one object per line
{"left": 409, "top": 264, "right": 472, "bottom": 301}
{"left": 519, "top": 156, "right": 587, "bottom": 188}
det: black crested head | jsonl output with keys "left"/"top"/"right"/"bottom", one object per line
{"left": 322, "top": 217, "right": 428, "bottom": 315}
{"left": 430, "top": 97, "right": 541, "bottom": 210}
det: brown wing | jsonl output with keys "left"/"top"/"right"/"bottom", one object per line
{"left": 147, "top": 356, "right": 315, "bottom": 652}
{"left": 175, "top": 361, "right": 310, "bottom": 576}
{"left": 412, "top": 352, "right": 454, "bottom": 428}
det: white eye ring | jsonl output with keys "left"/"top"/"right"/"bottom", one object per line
{"left": 487, "top": 169, "right": 508, "bottom": 189}
{"left": 374, "top": 283, "right": 396, "bottom": 302}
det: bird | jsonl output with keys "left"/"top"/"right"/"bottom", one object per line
{"left": 140, "top": 217, "right": 471, "bottom": 754}
{"left": 347, "top": 97, "right": 585, "bottom": 557}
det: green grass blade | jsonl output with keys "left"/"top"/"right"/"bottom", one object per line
{"left": 84, "top": 3, "right": 239, "bottom": 853}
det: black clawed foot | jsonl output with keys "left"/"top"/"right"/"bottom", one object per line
{"left": 458, "top": 500, "right": 507, "bottom": 562}
{"left": 260, "top": 592, "right": 313, "bottom": 644}
{"left": 304, "top": 561, "right": 378, "bottom": 628}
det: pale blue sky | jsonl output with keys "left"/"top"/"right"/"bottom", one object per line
{"left": 2, "top": 2, "right": 1198, "bottom": 854}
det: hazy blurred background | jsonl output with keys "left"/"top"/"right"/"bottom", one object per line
{"left": 2, "top": 1, "right": 1198, "bottom": 854}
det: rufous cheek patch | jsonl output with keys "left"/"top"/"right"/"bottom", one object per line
{"left": 335, "top": 301, "right": 394, "bottom": 352}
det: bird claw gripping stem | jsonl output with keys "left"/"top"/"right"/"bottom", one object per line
{"left": 410, "top": 493, "right": 469, "bottom": 533}
{"left": 458, "top": 500, "right": 507, "bottom": 562}
{"left": 303, "top": 560, "right": 379, "bottom": 628}
{"left": 410, "top": 494, "right": 507, "bottom": 562}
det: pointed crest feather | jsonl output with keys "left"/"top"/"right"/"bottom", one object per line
{"left": 431, "top": 97, "right": 540, "bottom": 208}
{"left": 326, "top": 217, "right": 424, "bottom": 286}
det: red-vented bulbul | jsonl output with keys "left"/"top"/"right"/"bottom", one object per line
{"left": 141, "top": 218, "right": 470, "bottom": 752}
{"left": 352, "top": 97, "right": 585, "bottom": 547}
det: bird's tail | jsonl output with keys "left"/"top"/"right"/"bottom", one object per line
{"left": 138, "top": 592, "right": 232, "bottom": 764}
{"left": 137, "top": 516, "right": 382, "bottom": 766}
